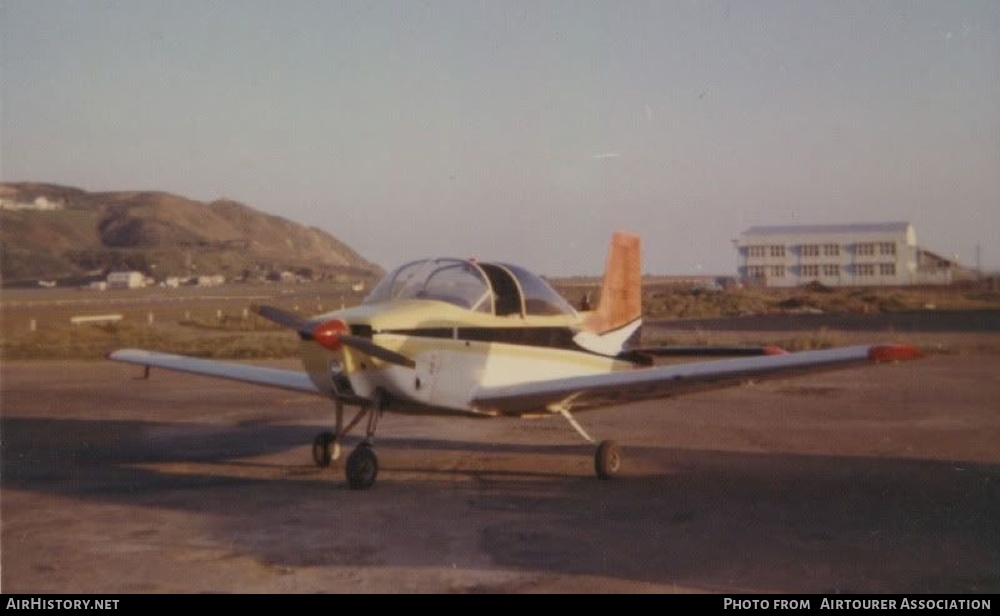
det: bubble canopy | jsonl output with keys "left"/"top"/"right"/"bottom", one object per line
{"left": 363, "top": 258, "right": 577, "bottom": 317}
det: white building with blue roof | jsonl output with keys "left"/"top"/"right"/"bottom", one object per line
{"left": 737, "top": 222, "right": 960, "bottom": 287}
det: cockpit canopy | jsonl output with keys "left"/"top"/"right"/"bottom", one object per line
{"left": 363, "top": 258, "right": 577, "bottom": 317}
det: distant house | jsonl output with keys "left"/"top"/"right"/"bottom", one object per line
{"left": 0, "top": 196, "right": 64, "bottom": 211}
{"left": 107, "top": 271, "right": 145, "bottom": 290}
{"left": 915, "top": 248, "right": 962, "bottom": 285}
{"left": 196, "top": 275, "right": 226, "bottom": 287}
{"left": 736, "top": 222, "right": 969, "bottom": 287}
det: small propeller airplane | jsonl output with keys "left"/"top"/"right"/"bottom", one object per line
{"left": 109, "top": 231, "right": 922, "bottom": 489}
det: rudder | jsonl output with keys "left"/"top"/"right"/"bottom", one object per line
{"left": 583, "top": 230, "right": 641, "bottom": 335}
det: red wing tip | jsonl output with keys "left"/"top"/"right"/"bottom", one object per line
{"left": 763, "top": 345, "right": 789, "bottom": 356}
{"left": 868, "top": 344, "right": 923, "bottom": 362}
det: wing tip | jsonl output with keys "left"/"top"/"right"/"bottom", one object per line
{"left": 868, "top": 344, "right": 923, "bottom": 362}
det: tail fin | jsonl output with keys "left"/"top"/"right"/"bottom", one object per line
{"left": 583, "top": 230, "right": 641, "bottom": 335}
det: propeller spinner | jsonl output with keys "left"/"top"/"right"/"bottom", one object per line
{"left": 252, "top": 305, "right": 415, "bottom": 368}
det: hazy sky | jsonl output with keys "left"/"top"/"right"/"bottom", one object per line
{"left": 2, "top": 1, "right": 998, "bottom": 275}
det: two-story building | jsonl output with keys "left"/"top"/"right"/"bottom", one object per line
{"left": 736, "top": 222, "right": 962, "bottom": 287}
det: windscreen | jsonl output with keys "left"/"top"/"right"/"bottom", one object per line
{"left": 364, "top": 259, "right": 492, "bottom": 313}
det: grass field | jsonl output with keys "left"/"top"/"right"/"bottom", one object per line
{"left": 3, "top": 280, "right": 999, "bottom": 359}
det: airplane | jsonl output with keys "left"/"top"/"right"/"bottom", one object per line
{"left": 108, "top": 231, "right": 923, "bottom": 489}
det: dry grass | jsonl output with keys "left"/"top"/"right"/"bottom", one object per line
{"left": 636, "top": 285, "right": 1000, "bottom": 320}
{"left": 1, "top": 321, "right": 299, "bottom": 360}
{"left": 3, "top": 281, "right": 1000, "bottom": 360}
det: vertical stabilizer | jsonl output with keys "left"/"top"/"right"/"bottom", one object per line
{"left": 582, "top": 231, "right": 641, "bottom": 335}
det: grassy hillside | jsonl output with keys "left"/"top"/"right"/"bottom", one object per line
{"left": 0, "top": 182, "right": 382, "bottom": 285}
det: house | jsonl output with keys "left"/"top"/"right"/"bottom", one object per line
{"left": 107, "top": 271, "right": 146, "bottom": 290}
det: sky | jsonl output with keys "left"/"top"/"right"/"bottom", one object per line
{"left": 2, "top": 0, "right": 998, "bottom": 276}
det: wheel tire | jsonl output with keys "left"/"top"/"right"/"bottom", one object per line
{"left": 594, "top": 440, "right": 621, "bottom": 479}
{"left": 345, "top": 442, "right": 379, "bottom": 490}
{"left": 312, "top": 431, "right": 336, "bottom": 467}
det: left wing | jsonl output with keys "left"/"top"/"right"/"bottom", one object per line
{"left": 472, "top": 344, "right": 921, "bottom": 416}
{"left": 108, "top": 349, "right": 321, "bottom": 394}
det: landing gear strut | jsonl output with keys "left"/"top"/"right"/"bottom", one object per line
{"left": 557, "top": 408, "right": 623, "bottom": 479}
{"left": 312, "top": 392, "right": 386, "bottom": 490}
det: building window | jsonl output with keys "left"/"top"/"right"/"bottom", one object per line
{"left": 747, "top": 266, "right": 766, "bottom": 278}
{"left": 879, "top": 263, "right": 896, "bottom": 276}
{"left": 879, "top": 242, "right": 896, "bottom": 256}
{"left": 801, "top": 265, "right": 819, "bottom": 278}
{"left": 771, "top": 265, "right": 785, "bottom": 278}
{"left": 823, "top": 244, "right": 840, "bottom": 257}
{"left": 770, "top": 245, "right": 786, "bottom": 257}
{"left": 857, "top": 243, "right": 875, "bottom": 256}
{"left": 748, "top": 246, "right": 766, "bottom": 258}
{"left": 857, "top": 264, "right": 875, "bottom": 276}
{"left": 822, "top": 264, "right": 840, "bottom": 277}
{"left": 801, "top": 245, "right": 819, "bottom": 258}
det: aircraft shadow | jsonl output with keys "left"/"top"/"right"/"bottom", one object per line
{"left": 2, "top": 415, "right": 998, "bottom": 593}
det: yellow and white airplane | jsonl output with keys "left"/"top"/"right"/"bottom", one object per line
{"left": 109, "top": 231, "right": 922, "bottom": 489}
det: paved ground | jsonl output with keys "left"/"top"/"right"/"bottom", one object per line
{"left": 2, "top": 332, "right": 999, "bottom": 593}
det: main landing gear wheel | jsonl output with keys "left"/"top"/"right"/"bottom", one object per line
{"left": 594, "top": 440, "right": 621, "bottom": 479}
{"left": 345, "top": 442, "right": 378, "bottom": 490}
{"left": 312, "top": 431, "right": 339, "bottom": 467}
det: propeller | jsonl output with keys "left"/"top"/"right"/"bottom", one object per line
{"left": 252, "top": 304, "right": 416, "bottom": 368}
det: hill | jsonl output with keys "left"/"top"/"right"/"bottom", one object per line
{"left": 0, "top": 183, "right": 382, "bottom": 285}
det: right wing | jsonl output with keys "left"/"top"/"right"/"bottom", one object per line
{"left": 108, "top": 349, "right": 321, "bottom": 394}
{"left": 629, "top": 344, "right": 788, "bottom": 357}
{"left": 472, "top": 344, "right": 921, "bottom": 416}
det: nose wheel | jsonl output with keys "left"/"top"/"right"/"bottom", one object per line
{"left": 312, "top": 431, "right": 340, "bottom": 467}
{"left": 313, "top": 392, "right": 386, "bottom": 489}
{"left": 345, "top": 442, "right": 378, "bottom": 490}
